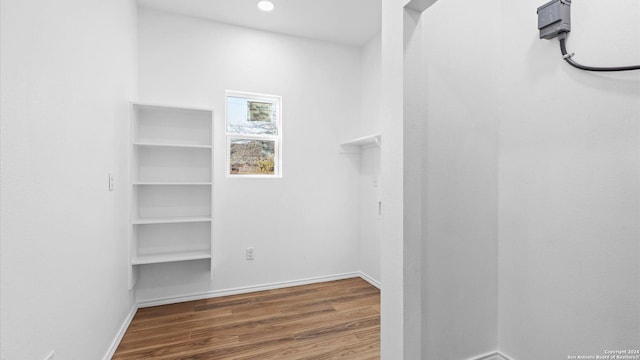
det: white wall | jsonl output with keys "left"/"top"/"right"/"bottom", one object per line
{"left": 361, "top": 33, "right": 383, "bottom": 136}
{"left": 407, "top": 0, "right": 640, "bottom": 359}
{"left": 135, "top": 8, "right": 362, "bottom": 302}
{"left": 359, "top": 33, "right": 382, "bottom": 284}
{"left": 498, "top": 0, "right": 640, "bottom": 358}
{"left": 419, "top": 0, "right": 500, "bottom": 358}
{"left": 358, "top": 143, "right": 381, "bottom": 284}
{"left": 403, "top": 8, "right": 427, "bottom": 359}
{"left": 0, "top": 0, "right": 137, "bottom": 359}
{"left": 380, "top": 0, "right": 639, "bottom": 358}
{"left": 380, "top": 0, "right": 415, "bottom": 358}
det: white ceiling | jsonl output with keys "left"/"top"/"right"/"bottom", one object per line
{"left": 137, "top": 0, "right": 381, "bottom": 46}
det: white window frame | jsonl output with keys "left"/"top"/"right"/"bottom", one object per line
{"left": 225, "top": 90, "right": 282, "bottom": 178}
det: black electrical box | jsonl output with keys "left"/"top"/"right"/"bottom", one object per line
{"left": 537, "top": 0, "right": 571, "bottom": 39}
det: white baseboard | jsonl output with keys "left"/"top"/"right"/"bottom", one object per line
{"left": 358, "top": 271, "right": 381, "bottom": 289}
{"left": 103, "top": 304, "right": 138, "bottom": 360}
{"left": 465, "top": 351, "right": 512, "bottom": 360}
{"left": 137, "top": 272, "right": 364, "bottom": 308}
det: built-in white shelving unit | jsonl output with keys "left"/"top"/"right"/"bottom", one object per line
{"left": 129, "top": 102, "right": 214, "bottom": 289}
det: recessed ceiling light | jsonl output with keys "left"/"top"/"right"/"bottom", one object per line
{"left": 257, "top": 0, "right": 275, "bottom": 12}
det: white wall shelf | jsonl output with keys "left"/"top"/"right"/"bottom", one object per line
{"left": 132, "top": 101, "right": 213, "bottom": 113}
{"left": 133, "top": 182, "right": 213, "bottom": 186}
{"left": 132, "top": 251, "right": 212, "bottom": 265}
{"left": 129, "top": 102, "right": 214, "bottom": 289}
{"left": 340, "top": 133, "right": 381, "bottom": 148}
{"left": 132, "top": 216, "right": 212, "bottom": 225}
{"left": 134, "top": 142, "right": 213, "bottom": 149}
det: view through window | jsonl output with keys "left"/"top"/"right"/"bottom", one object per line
{"left": 225, "top": 91, "right": 282, "bottom": 177}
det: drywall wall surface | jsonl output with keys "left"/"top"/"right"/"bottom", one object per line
{"left": 419, "top": 0, "right": 500, "bottom": 358}
{"left": 380, "top": 0, "right": 405, "bottom": 358}
{"left": 498, "top": 0, "right": 640, "bottom": 358}
{"left": 135, "top": 8, "right": 361, "bottom": 301}
{"left": 361, "top": 33, "right": 383, "bottom": 136}
{"left": 359, "top": 32, "right": 382, "bottom": 284}
{"left": 0, "top": 0, "right": 137, "bottom": 359}
{"left": 403, "top": 8, "right": 425, "bottom": 359}
{"left": 358, "top": 144, "right": 382, "bottom": 283}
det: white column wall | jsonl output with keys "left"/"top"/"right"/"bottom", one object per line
{"left": 418, "top": 0, "right": 501, "bottom": 358}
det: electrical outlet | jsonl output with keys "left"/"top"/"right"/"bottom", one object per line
{"left": 44, "top": 351, "right": 55, "bottom": 360}
{"left": 246, "top": 247, "right": 255, "bottom": 260}
{"left": 108, "top": 173, "right": 115, "bottom": 191}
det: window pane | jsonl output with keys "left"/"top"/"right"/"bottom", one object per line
{"left": 229, "top": 138, "right": 276, "bottom": 175}
{"left": 226, "top": 96, "right": 279, "bottom": 135}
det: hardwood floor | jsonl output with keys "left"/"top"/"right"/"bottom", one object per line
{"left": 113, "top": 278, "right": 380, "bottom": 359}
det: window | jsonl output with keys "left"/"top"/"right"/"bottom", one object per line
{"left": 225, "top": 91, "right": 282, "bottom": 177}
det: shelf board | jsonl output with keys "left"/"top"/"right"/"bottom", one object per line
{"left": 132, "top": 216, "right": 212, "bottom": 225}
{"left": 132, "top": 101, "right": 213, "bottom": 113}
{"left": 340, "top": 134, "right": 381, "bottom": 147}
{"left": 134, "top": 182, "right": 212, "bottom": 186}
{"left": 132, "top": 251, "right": 212, "bottom": 265}
{"left": 134, "top": 142, "right": 212, "bottom": 149}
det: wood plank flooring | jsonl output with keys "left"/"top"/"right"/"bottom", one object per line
{"left": 113, "top": 278, "right": 380, "bottom": 359}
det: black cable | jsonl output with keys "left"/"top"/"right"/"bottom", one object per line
{"left": 558, "top": 34, "right": 640, "bottom": 72}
